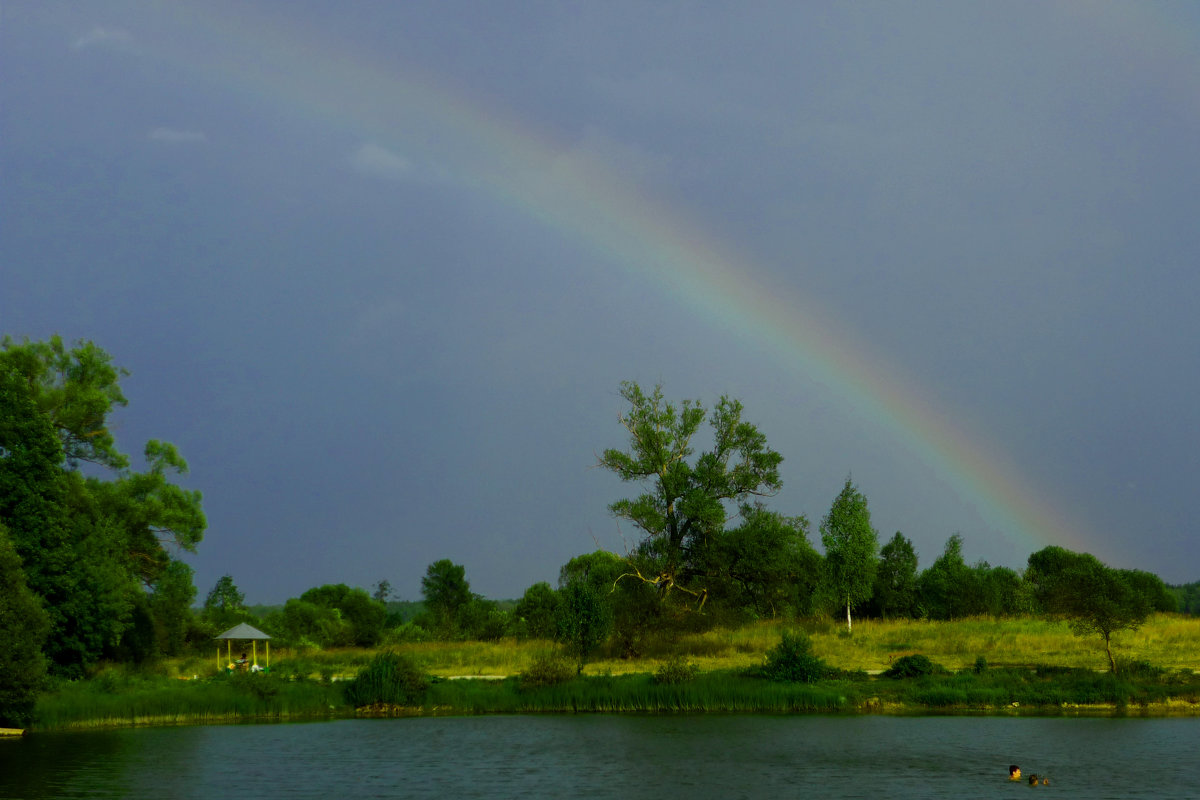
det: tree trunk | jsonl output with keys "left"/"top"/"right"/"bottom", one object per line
{"left": 845, "top": 599, "right": 852, "bottom": 632}
{"left": 1104, "top": 633, "right": 1115, "bottom": 672}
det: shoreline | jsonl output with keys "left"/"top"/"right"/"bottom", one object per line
{"left": 29, "top": 692, "right": 1200, "bottom": 734}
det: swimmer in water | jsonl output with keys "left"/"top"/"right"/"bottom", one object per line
{"left": 1028, "top": 773, "right": 1040, "bottom": 785}
{"left": 1009, "top": 765, "right": 1021, "bottom": 781}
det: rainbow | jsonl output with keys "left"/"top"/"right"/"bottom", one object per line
{"left": 106, "top": 2, "right": 1183, "bottom": 563}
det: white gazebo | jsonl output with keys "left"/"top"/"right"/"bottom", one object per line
{"left": 215, "top": 623, "right": 271, "bottom": 672}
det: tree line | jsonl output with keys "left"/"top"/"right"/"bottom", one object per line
{"left": 0, "top": 348, "right": 1190, "bottom": 724}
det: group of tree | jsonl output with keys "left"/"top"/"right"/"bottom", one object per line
{"left": 0, "top": 337, "right": 206, "bottom": 725}
{"left": 584, "top": 381, "right": 1178, "bottom": 670}
{"left": 4, "top": 368, "right": 1191, "bottom": 726}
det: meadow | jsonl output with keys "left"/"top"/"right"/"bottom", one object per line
{"left": 32, "top": 615, "right": 1200, "bottom": 730}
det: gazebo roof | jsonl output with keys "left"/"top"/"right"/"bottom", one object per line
{"left": 214, "top": 623, "right": 271, "bottom": 641}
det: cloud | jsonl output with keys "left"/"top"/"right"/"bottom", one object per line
{"left": 349, "top": 143, "right": 411, "bottom": 179}
{"left": 73, "top": 26, "right": 133, "bottom": 50}
{"left": 148, "top": 128, "right": 208, "bottom": 144}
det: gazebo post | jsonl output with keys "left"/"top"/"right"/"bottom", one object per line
{"left": 252, "top": 640, "right": 258, "bottom": 668}
{"left": 266, "top": 640, "right": 269, "bottom": 668}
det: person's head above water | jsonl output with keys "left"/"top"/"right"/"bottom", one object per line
{"left": 1009, "top": 765, "right": 1021, "bottom": 780}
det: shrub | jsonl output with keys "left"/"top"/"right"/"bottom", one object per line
{"left": 883, "top": 654, "right": 942, "bottom": 679}
{"left": 655, "top": 655, "right": 698, "bottom": 685}
{"left": 1115, "top": 658, "right": 1164, "bottom": 679}
{"left": 343, "top": 653, "right": 429, "bottom": 708}
{"left": 762, "top": 632, "right": 828, "bottom": 683}
{"left": 519, "top": 654, "right": 576, "bottom": 689}
{"left": 973, "top": 656, "right": 988, "bottom": 674}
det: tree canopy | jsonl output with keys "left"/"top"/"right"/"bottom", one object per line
{"left": 0, "top": 336, "right": 206, "bottom": 675}
{"left": 598, "top": 381, "right": 783, "bottom": 608}
{"left": 820, "top": 477, "right": 879, "bottom": 631}
{"left": 1026, "top": 546, "right": 1157, "bottom": 671}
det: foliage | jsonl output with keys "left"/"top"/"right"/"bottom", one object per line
{"left": 706, "top": 503, "right": 821, "bottom": 618}
{"left": 420, "top": 559, "right": 473, "bottom": 635}
{"left": 915, "top": 535, "right": 1024, "bottom": 620}
{"left": 883, "top": 654, "right": 943, "bottom": 678}
{"left": 342, "top": 652, "right": 429, "bottom": 708}
{"left": 597, "top": 381, "right": 783, "bottom": 607}
{"left": 514, "top": 581, "right": 560, "bottom": 640}
{"left": 519, "top": 654, "right": 577, "bottom": 689}
{"left": 1168, "top": 581, "right": 1200, "bottom": 616}
{"left": 0, "top": 523, "right": 50, "bottom": 727}
{"left": 555, "top": 582, "right": 612, "bottom": 672}
{"left": 654, "top": 655, "right": 699, "bottom": 685}
{"left": 558, "top": 550, "right": 661, "bottom": 658}
{"left": 0, "top": 337, "right": 207, "bottom": 675}
{"left": 460, "top": 597, "right": 509, "bottom": 642}
{"left": 300, "top": 584, "right": 387, "bottom": 647}
{"left": 1026, "top": 547, "right": 1154, "bottom": 671}
{"left": 203, "top": 574, "right": 248, "bottom": 632}
{"left": 150, "top": 560, "right": 196, "bottom": 656}
{"left": 870, "top": 532, "right": 918, "bottom": 619}
{"left": 762, "top": 631, "right": 828, "bottom": 683}
{"left": 372, "top": 579, "right": 392, "bottom": 604}
{"left": 819, "top": 477, "right": 879, "bottom": 631}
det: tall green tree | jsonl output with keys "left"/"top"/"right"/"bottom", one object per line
{"left": 1026, "top": 546, "right": 1154, "bottom": 671}
{"left": 917, "top": 534, "right": 972, "bottom": 620}
{"left": 300, "top": 584, "right": 387, "bottom": 647}
{"left": 203, "top": 574, "right": 247, "bottom": 631}
{"left": 820, "top": 477, "right": 879, "bottom": 631}
{"left": 421, "top": 559, "right": 473, "bottom": 636}
{"left": 0, "top": 337, "right": 205, "bottom": 673}
{"left": 514, "top": 581, "right": 560, "bottom": 640}
{"left": 708, "top": 504, "right": 821, "bottom": 619}
{"left": 150, "top": 560, "right": 197, "bottom": 656}
{"left": 555, "top": 582, "right": 612, "bottom": 673}
{"left": 0, "top": 522, "right": 49, "bottom": 727}
{"left": 597, "top": 381, "right": 783, "bottom": 607}
{"left": 871, "top": 532, "right": 918, "bottom": 619}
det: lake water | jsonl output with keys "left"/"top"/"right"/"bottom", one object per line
{"left": 2, "top": 715, "right": 1198, "bottom": 799}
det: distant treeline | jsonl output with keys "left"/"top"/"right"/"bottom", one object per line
{"left": 1169, "top": 582, "right": 1200, "bottom": 615}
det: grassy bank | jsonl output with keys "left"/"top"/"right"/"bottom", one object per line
{"left": 31, "top": 615, "right": 1200, "bottom": 730}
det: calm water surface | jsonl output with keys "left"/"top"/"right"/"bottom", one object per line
{"left": 2, "top": 715, "right": 1198, "bottom": 799}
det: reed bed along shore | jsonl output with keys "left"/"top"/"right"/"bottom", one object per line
{"left": 30, "top": 615, "right": 1200, "bottom": 730}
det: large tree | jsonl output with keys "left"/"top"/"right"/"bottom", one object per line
{"left": 1026, "top": 546, "right": 1154, "bottom": 671}
{"left": 871, "top": 532, "right": 918, "bottom": 619}
{"left": 0, "top": 336, "right": 205, "bottom": 673}
{"left": 0, "top": 522, "right": 49, "bottom": 727}
{"left": 421, "top": 559, "right": 473, "bottom": 635}
{"left": 820, "top": 477, "right": 879, "bottom": 631}
{"left": 597, "top": 381, "right": 783, "bottom": 608}
{"left": 708, "top": 504, "right": 821, "bottom": 619}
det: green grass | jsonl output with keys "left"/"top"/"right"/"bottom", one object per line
{"left": 34, "top": 667, "right": 346, "bottom": 730}
{"left": 31, "top": 615, "right": 1200, "bottom": 729}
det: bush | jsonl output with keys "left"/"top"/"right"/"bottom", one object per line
{"left": 655, "top": 655, "right": 698, "bottom": 685}
{"left": 519, "top": 654, "right": 576, "bottom": 689}
{"left": 762, "top": 632, "right": 828, "bottom": 683}
{"left": 973, "top": 656, "right": 988, "bottom": 674}
{"left": 1115, "top": 658, "right": 1164, "bottom": 679}
{"left": 883, "top": 654, "right": 942, "bottom": 679}
{"left": 343, "top": 653, "right": 429, "bottom": 708}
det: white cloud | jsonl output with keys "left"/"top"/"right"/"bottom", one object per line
{"left": 73, "top": 26, "right": 133, "bottom": 50}
{"left": 148, "top": 128, "right": 207, "bottom": 144}
{"left": 349, "top": 143, "right": 411, "bottom": 179}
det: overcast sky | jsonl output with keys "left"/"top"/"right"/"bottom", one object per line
{"left": 4, "top": 2, "right": 1198, "bottom": 603}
